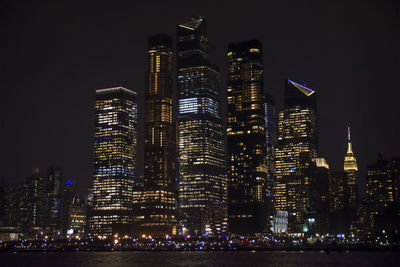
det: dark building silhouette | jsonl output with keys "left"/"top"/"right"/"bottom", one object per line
{"left": 0, "top": 177, "right": 7, "bottom": 227}
{"left": 366, "top": 155, "right": 400, "bottom": 236}
{"left": 45, "top": 166, "right": 63, "bottom": 234}
{"left": 305, "top": 158, "right": 330, "bottom": 234}
{"left": 176, "top": 17, "right": 227, "bottom": 236}
{"left": 25, "top": 168, "right": 46, "bottom": 234}
{"left": 226, "top": 40, "right": 268, "bottom": 234}
{"left": 275, "top": 79, "right": 318, "bottom": 233}
{"left": 133, "top": 34, "right": 177, "bottom": 237}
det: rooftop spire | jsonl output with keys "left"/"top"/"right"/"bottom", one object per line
{"left": 347, "top": 125, "right": 353, "bottom": 153}
{"left": 344, "top": 125, "right": 357, "bottom": 171}
{"left": 348, "top": 125, "right": 351, "bottom": 142}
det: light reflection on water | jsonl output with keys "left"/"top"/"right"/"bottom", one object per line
{"left": 1, "top": 251, "right": 399, "bottom": 267}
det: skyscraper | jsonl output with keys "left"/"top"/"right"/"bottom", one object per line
{"left": 90, "top": 87, "right": 137, "bottom": 235}
{"left": 265, "top": 92, "right": 277, "bottom": 215}
{"left": 226, "top": 40, "right": 268, "bottom": 234}
{"left": 275, "top": 79, "right": 318, "bottom": 232}
{"left": 45, "top": 165, "right": 63, "bottom": 234}
{"left": 176, "top": 17, "right": 227, "bottom": 236}
{"left": 26, "top": 168, "right": 46, "bottom": 233}
{"left": 329, "top": 171, "right": 347, "bottom": 212}
{"left": 134, "top": 34, "right": 177, "bottom": 237}
{"left": 366, "top": 154, "right": 397, "bottom": 230}
{"left": 306, "top": 158, "right": 330, "bottom": 234}
{"left": 343, "top": 126, "right": 358, "bottom": 210}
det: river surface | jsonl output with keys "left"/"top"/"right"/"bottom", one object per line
{"left": 1, "top": 251, "right": 399, "bottom": 266}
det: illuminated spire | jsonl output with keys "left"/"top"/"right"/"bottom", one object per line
{"left": 347, "top": 125, "right": 353, "bottom": 153}
{"left": 344, "top": 125, "right": 358, "bottom": 171}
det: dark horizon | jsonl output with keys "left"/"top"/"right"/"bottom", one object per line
{"left": 1, "top": 0, "right": 399, "bottom": 197}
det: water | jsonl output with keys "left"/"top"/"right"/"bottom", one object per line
{"left": 1, "top": 251, "right": 399, "bottom": 267}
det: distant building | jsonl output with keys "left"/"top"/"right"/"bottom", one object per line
{"left": 67, "top": 196, "right": 86, "bottom": 235}
{"left": 89, "top": 87, "right": 138, "bottom": 235}
{"left": 176, "top": 17, "right": 227, "bottom": 236}
{"left": 343, "top": 126, "right": 358, "bottom": 210}
{"left": 133, "top": 34, "right": 177, "bottom": 237}
{"left": 274, "top": 79, "right": 318, "bottom": 233}
{"left": 226, "top": 40, "right": 268, "bottom": 234}
{"left": 25, "top": 168, "right": 46, "bottom": 234}
{"left": 0, "top": 178, "right": 7, "bottom": 227}
{"left": 45, "top": 166, "right": 63, "bottom": 234}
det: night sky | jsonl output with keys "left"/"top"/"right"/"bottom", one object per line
{"left": 1, "top": 0, "right": 399, "bottom": 197}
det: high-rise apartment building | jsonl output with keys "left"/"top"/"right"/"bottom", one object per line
{"left": 134, "top": 34, "right": 177, "bottom": 237}
{"left": 176, "top": 17, "right": 227, "bottom": 236}
{"left": 90, "top": 87, "right": 137, "bottom": 235}
{"left": 275, "top": 79, "right": 318, "bottom": 232}
{"left": 226, "top": 40, "right": 268, "bottom": 234}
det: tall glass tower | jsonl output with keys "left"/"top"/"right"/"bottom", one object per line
{"left": 134, "top": 34, "right": 177, "bottom": 237}
{"left": 275, "top": 79, "right": 318, "bottom": 232}
{"left": 90, "top": 87, "right": 137, "bottom": 235}
{"left": 176, "top": 17, "right": 227, "bottom": 236}
{"left": 227, "top": 40, "right": 268, "bottom": 234}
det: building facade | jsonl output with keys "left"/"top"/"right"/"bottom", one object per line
{"left": 226, "top": 40, "right": 268, "bottom": 234}
{"left": 176, "top": 17, "right": 227, "bottom": 236}
{"left": 274, "top": 79, "right": 318, "bottom": 232}
{"left": 90, "top": 87, "right": 137, "bottom": 235}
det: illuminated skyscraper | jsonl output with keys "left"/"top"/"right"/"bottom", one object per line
{"left": 227, "top": 40, "right": 268, "bottom": 234}
{"left": 275, "top": 79, "right": 318, "bottom": 232}
{"left": 343, "top": 126, "right": 358, "bottom": 210}
{"left": 134, "top": 34, "right": 177, "bottom": 237}
{"left": 90, "top": 87, "right": 137, "bottom": 235}
{"left": 176, "top": 17, "right": 227, "bottom": 236}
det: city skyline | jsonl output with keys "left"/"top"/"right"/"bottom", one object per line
{"left": 1, "top": 0, "right": 399, "bottom": 200}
